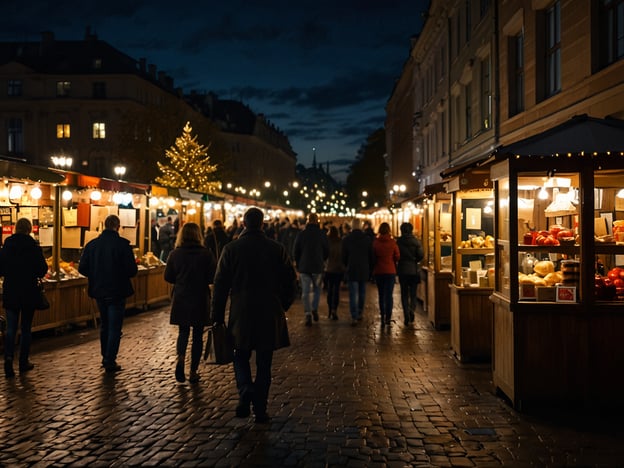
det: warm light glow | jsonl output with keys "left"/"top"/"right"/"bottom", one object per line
{"left": 538, "top": 186, "right": 549, "bottom": 200}
{"left": 112, "top": 193, "right": 123, "bottom": 204}
{"left": 617, "top": 189, "right": 624, "bottom": 199}
{"left": 30, "top": 186, "right": 42, "bottom": 200}
{"left": 114, "top": 165, "right": 126, "bottom": 179}
{"left": 90, "top": 190, "right": 102, "bottom": 201}
{"left": 51, "top": 156, "right": 73, "bottom": 168}
{"left": 9, "top": 185, "right": 23, "bottom": 200}
{"left": 62, "top": 190, "right": 73, "bottom": 201}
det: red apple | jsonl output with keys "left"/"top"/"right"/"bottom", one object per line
{"left": 608, "top": 267, "right": 622, "bottom": 281}
{"left": 612, "top": 278, "right": 624, "bottom": 288}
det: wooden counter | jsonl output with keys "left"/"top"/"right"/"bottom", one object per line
{"left": 450, "top": 285, "right": 493, "bottom": 362}
{"left": 424, "top": 267, "right": 453, "bottom": 329}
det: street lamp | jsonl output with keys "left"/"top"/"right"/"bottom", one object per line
{"left": 114, "top": 165, "right": 126, "bottom": 181}
{"left": 51, "top": 156, "right": 73, "bottom": 169}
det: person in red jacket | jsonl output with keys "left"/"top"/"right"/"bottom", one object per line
{"left": 372, "top": 222, "right": 400, "bottom": 326}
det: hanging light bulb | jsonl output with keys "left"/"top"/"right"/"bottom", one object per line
{"left": 617, "top": 189, "right": 624, "bottom": 199}
{"left": 9, "top": 185, "right": 23, "bottom": 200}
{"left": 90, "top": 189, "right": 102, "bottom": 201}
{"left": 62, "top": 189, "right": 73, "bottom": 201}
{"left": 30, "top": 186, "right": 42, "bottom": 200}
{"left": 112, "top": 192, "right": 123, "bottom": 204}
{"left": 538, "top": 186, "right": 549, "bottom": 200}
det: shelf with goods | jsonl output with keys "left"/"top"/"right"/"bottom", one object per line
{"left": 421, "top": 183, "right": 453, "bottom": 329}
{"left": 489, "top": 150, "right": 624, "bottom": 411}
{"left": 447, "top": 164, "right": 495, "bottom": 362}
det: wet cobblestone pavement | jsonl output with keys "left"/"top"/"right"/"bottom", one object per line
{"left": 1, "top": 285, "right": 623, "bottom": 467}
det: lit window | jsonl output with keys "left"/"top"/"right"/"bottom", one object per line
{"left": 56, "top": 124, "right": 71, "bottom": 138}
{"left": 7, "top": 118, "right": 23, "bottom": 153}
{"left": 93, "top": 122, "right": 106, "bottom": 139}
{"left": 480, "top": 57, "right": 491, "bottom": 130}
{"left": 56, "top": 81, "right": 71, "bottom": 97}
{"left": 93, "top": 58, "right": 102, "bottom": 69}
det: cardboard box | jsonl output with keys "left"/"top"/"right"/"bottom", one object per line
{"left": 519, "top": 283, "right": 536, "bottom": 300}
{"left": 536, "top": 286, "right": 557, "bottom": 302}
{"left": 556, "top": 285, "right": 577, "bottom": 303}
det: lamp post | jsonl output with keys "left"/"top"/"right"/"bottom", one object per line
{"left": 114, "top": 165, "right": 126, "bottom": 181}
{"left": 50, "top": 156, "right": 73, "bottom": 169}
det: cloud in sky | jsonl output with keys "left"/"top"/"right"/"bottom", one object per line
{"left": 1, "top": 0, "right": 429, "bottom": 180}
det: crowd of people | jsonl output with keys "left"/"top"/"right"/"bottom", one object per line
{"left": 1, "top": 209, "right": 423, "bottom": 424}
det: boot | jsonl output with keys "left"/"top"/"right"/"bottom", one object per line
{"left": 189, "top": 359, "right": 200, "bottom": 383}
{"left": 330, "top": 309, "right": 338, "bottom": 320}
{"left": 175, "top": 355, "right": 185, "bottom": 383}
{"left": 4, "top": 358, "right": 15, "bottom": 378}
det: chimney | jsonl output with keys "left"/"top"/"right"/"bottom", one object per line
{"left": 139, "top": 58, "right": 146, "bottom": 73}
{"left": 148, "top": 64, "right": 156, "bottom": 77}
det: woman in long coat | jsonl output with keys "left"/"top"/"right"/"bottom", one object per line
{"left": 372, "top": 222, "right": 400, "bottom": 326}
{"left": 0, "top": 218, "right": 48, "bottom": 377}
{"left": 164, "top": 222, "right": 216, "bottom": 383}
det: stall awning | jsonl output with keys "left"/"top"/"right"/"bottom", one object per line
{"left": 0, "top": 158, "right": 65, "bottom": 184}
{"left": 495, "top": 114, "right": 624, "bottom": 156}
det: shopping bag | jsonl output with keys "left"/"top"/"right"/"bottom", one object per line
{"left": 204, "top": 323, "right": 234, "bottom": 364}
{"left": 35, "top": 279, "right": 50, "bottom": 310}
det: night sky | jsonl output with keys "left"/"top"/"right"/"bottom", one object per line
{"left": 1, "top": 0, "right": 428, "bottom": 181}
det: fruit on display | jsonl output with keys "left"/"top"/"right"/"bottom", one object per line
{"left": 141, "top": 252, "right": 163, "bottom": 267}
{"left": 595, "top": 274, "right": 617, "bottom": 300}
{"left": 533, "top": 260, "right": 555, "bottom": 276}
{"left": 535, "top": 230, "right": 560, "bottom": 246}
{"left": 459, "top": 235, "right": 494, "bottom": 249}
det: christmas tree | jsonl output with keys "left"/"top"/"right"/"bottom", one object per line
{"left": 156, "top": 122, "right": 221, "bottom": 193}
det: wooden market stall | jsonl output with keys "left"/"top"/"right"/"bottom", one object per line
{"left": 445, "top": 161, "right": 495, "bottom": 362}
{"left": 489, "top": 115, "right": 624, "bottom": 410}
{"left": 422, "top": 183, "right": 453, "bottom": 329}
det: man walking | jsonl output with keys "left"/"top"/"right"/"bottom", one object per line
{"left": 158, "top": 216, "right": 175, "bottom": 262}
{"left": 293, "top": 213, "right": 329, "bottom": 326}
{"left": 79, "top": 214, "right": 138, "bottom": 372}
{"left": 342, "top": 218, "right": 374, "bottom": 325}
{"left": 211, "top": 207, "right": 296, "bottom": 423}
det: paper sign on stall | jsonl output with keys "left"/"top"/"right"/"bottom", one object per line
{"left": 39, "top": 227, "right": 53, "bottom": 247}
{"left": 83, "top": 230, "right": 100, "bottom": 246}
{"left": 465, "top": 208, "right": 482, "bottom": 230}
{"left": 119, "top": 208, "right": 136, "bottom": 227}
{"left": 120, "top": 226, "right": 137, "bottom": 245}
{"left": 61, "top": 227, "right": 81, "bottom": 249}
{"left": 19, "top": 207, "right": 37, "bottom": 223}
{"left": 62, "top": 208, "right": 78, "bottom": 226}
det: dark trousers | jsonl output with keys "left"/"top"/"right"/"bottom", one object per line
{"left": 325, "top": 272, "right": 343, "bottom": 310}
{"left": 399, "top": 274, "right": 419, "bottom": 321}
{"left": 96, "top": 297, "right": 126, "bottom": 367}
{"left": 233, "top": 348, "right": 273, "bottom": 414}
{"left": 375, "top": 274, "right": 396, "bottom": 320}
{"left": 176, "top": 325, "right": 204, "bottom": 372}
{"left": 4, "top": 308, "right": 35, "bottom": 365}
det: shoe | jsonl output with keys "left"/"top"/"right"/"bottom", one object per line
{"left": 175, "top": 355, "right": 185, "bottom": 383}
{"left": 331, "top": 310, "right": 338, "bottom": 320}
{"left": 254, "top": 412, "right": 270, "bottom": 423}
{"left": 385, "top": 319, "right": 392, "bottom": 326}
{"left": 4, "top": 359, "right": 15, "bottom": 378}
{"left": 305, "top": 315, "right": 312, "bottom": 327}
{"left": 235, "top": 403, "right": 251, "bottom": 418}
{"left": 19, "top": 361, "right": 35, "bottom": 372}
{"left": 104, "top": 363, "right": 122, "bottom": 373}
{"left": 312, "top": 310, "right": 319, "bottom": 322}
{"left": 189, "top": 371, "right": 200, "bottom": 384}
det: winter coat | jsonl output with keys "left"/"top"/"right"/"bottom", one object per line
{"left": 396, "top": 234, "right": 424, "bottom": 277}
{"left": 158, "top": 222, "right": 175, "bottom": 249}
{"left": 164, "top": 243, "right": 216, "bottom": 327}
{"left": 325, "top": 236, "right": 345, "bottom": 274}
{"left": 78, "top": 229, "right": 138, "bottom": 299}
{"left": 341, "top": 229, "right": 373, "bottom": 281}
{"left": 372, "top": 234, "right": 400, "bottom": 275}
{"left": 0, "top": 233, "right": 48, "bottom": 310}
{"left": 204, "top": 226, "right": 230, "bottom": 260}
{"left": 293, "top": 223, "right": 329, "bottom": 274}
{"left": 211, "top": 228, "right": 297, "bottom": 351}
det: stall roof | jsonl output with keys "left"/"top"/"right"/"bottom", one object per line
{"left": 0, "top": 158, "right": 65, "bottom": 184}
{"left": 495, "top": 114, "right": 624, "bottom": 156}
{"left": 439, "top": 156, "right": 491, "bottom": 180}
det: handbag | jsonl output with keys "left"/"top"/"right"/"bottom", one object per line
{"left": 35, "top": 279, "right": 50, "bottom": 310}
{"left": 204, "top": 323, "right": 234, "bottom": 364}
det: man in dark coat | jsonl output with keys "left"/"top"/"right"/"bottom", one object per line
{"left": 396, "top": 222, "right": 424, "bottom": 326}
{"left": 79, "top": 214, "right": 138, "bottom": 372}
{"left": 204, "top": 219, "right": 230, "bottom": 260}
{"left": 293, "top": 213, "right": 329, "bottom": 326}
{"left": 211, "top": 207, "right": 296, "bottom": 423}
{"left": 342, "top": 218, "right": 374, "bottom": 325}
{"left": 158, "top": 216, "right": 175, "bottom": 262}
{"left": 0, "top": 218, "right": 48, "bottom": 377}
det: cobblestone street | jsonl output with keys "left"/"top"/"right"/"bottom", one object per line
{"left": 1, "top": 285, "right": 623, "bottom": 467}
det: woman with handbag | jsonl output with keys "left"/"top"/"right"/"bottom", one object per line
{"left": 164, "top": 222, "right": 216, "bottom": 383}
{"left": 0, "top": 218, "right": 48, "bottom": 378}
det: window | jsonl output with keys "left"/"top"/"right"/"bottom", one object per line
{"left": 93, "top": 58, "right": 102, "bottom": 69}
{"left": 56, "top": 123, "right": 71, "bottom": 139}
{"left": 480, "top": 0, "right": 490, "bottom": 20}
{"left": 7, "top": 118, "right": 23, "bottom": 154}
{"left": 598, "top": 0, "right": 624, "bottom": 68}
{"left": 92, "top": 82, "right": 106, "bottom": 99}
{"left": 8, "top": 80, "right": 22, "bottom": 96}
{"left": 545, "top": 1, "right": 561, "bottom": 97}
{"left": 465, "top": 85, "right": 472, "bottom": 139}
{"left": 56, "top": 81, "right": 71, "bottom": 97}
{"left": 92, "top": 122, "right": 106, "bottom": 139}
{"left": 509, "top": 32, "right": 525, "bottom": 116}
{"left": 480, "top": 57, "right": 491, "bottom": 130}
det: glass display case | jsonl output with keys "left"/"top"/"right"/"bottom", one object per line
{"left": 422, "top": 184, "right": 453, "bottom": 329}
{"left": 448, "top": 168, "right": 495, "bottom": 361}
{"left": 489, "top": 154, "right": 624, "bottom": 410}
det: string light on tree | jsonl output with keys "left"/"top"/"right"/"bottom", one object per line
{"left": 156, "top": 121, "right": 221, "bottom": 194}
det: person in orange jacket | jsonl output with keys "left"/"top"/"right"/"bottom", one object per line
{"left": 372, "top": 222, "right": 400, "bottom": 326}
